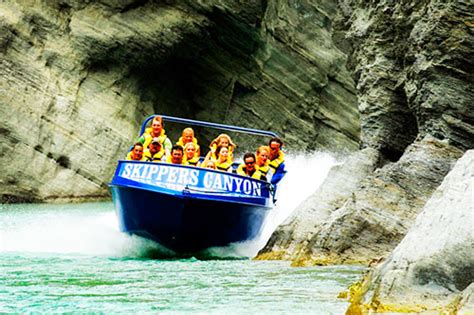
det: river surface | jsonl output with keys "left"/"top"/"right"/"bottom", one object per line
{"left": 1, "top": 153, "right": 365, "bottom": 313}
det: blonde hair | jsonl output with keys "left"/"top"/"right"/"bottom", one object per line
{"left": 184, "top": 142, "right": 196, "bottom": 150}
{"left": 204, "top": 160, "right": 216, "bottom": 169}
{"left": 210, "top": 133, "right": 236, "bottom": 149}
{"left": 182, "top": 127, "right": 194, "bottom": 135}
{"left": 256, "top": 145, "right": 270, "bottom": 155}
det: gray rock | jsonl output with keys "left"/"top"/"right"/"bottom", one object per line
{"left": 342, "top": 0, "right": 474, "bottom": 156}
{"left": 0, "top": 1, "right": 359, "bottom": 202}
{"left": 259, "top": 0, "right": 473, "bottom": 267}
{"left": 258, "top": 147, "right": 381, "bottom": 261}
{"left": 351, "top": 150, "right": 473, "bottom": 313}
{"left": 259, "top": 136, "right": 464, "bottom": 265}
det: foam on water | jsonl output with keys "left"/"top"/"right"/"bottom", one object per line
{"left": 0, "top": 203, "right": 168, "bottom": 257}
{"left": 0, "top": 152, "right": 339, "bottom": 258}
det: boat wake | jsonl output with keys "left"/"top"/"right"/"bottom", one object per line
{"left": 0, "top": 151, "right": 339, "bottom": 259}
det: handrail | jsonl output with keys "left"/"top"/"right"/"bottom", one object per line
{"left": 139, "top": 114, "right": 279, "bottom": 138}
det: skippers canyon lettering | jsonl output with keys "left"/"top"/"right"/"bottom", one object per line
{"left": 119, "top": 162, "right": 263, "bottom": 196}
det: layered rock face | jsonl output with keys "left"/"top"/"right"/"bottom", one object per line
{"left": 0, "top": 1, "right": 359, "bottom": 202}
{"left": 349, "top": 150, "right": 473, "bottom": 313}
{"left": 258, "top": 0, "right": 473, "bottom": 264}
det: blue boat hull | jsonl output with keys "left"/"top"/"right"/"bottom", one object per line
{"left": 110, "top": 185, "right": 272, "bottom": 253}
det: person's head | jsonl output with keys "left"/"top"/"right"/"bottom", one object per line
{"left": 205, "top": 160, "right": 216, "bottom": 170}
{"left": 182, "top": 128, "right": 194, "bottom": 144}
{"left": 131, "top": 143, "right": 144, "bottom": 160}
{"left": 243, "top": 152, "right": 256, "bottom": 173}
{"left": 151, "top": 116, "right": 163, "bottom": 136}
{"left": 268, "top": 137, "right": 283, "bottom": 159}
{"left": 215, "top": 145, "right": 229, "bottom": 162}
{"left": 212, "top": 134, "right": 234, "bottom": 149}
{"left": 184, "top": 142, "right": 196, "bottom": 159}
{"left": 149, "top": 138, "right": 162, "bottom": 154}
{"left": 256, "top": 146, "right": 270, "bottom": 166}
{"left": 171, "top": 145, "right": 184, "bottom": 164}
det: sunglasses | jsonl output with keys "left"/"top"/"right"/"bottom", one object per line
{"left": 245, "top": 161, "right": 255, "bottom": 165}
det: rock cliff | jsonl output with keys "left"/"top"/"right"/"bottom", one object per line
{"left": 0, "top": 0, "right": 359, "bottom": 202}
{"left": 258, "top": 0, "right": 473, "bottom": 266}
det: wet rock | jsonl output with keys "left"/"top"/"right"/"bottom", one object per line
{"left": 348, "top": 150, "right": 474, "bottom": 313}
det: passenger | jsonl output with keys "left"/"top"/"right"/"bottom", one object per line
{"left": 212, "top": 145, "right": 233, "bottom": 172}
{"left": 268, "top": 137, "right": 285, "bottom": 171}
{"left": 206, "top": 133, "right": 236, "bottom": 162}
{"left": 126, "top": 143, "right": 145, "bottom": 161}
{"left": 255, "top": 145, "right": 271, "bottom": 177}
{"left": 236, "top": 153, "right": 266, "bottom": 180}
{"left": 143, "top": 138, "right": 165, "bottom": 162}
{"left": 176, "top": 127, "right": 200, "bottom": 157}
{"left": 138, "top": 116, "right": 172, "bottom": 156}
{"left": 166, "top": 145, "right": 187, "bottom": 165}
{"left": 203, "top": 160, "right": 217, "bottom": 170}
{"left": 183, "top": 142, "right": 200, "bottom": 166}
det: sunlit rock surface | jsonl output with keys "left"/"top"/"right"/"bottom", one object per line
{"left": 0, "top": 1, "right": 359, "bottom": 202}
{"left": 348, "top": 150, "right": 473, "bottom": 313}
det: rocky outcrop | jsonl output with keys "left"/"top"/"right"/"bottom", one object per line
{"left": 257, "top": 147, "right": 381, "bottom": 262}
{"left": 343, "top": 0, "right": 474, "bottom": 157}
{"left": 259, "top": 136, "right": 464, "bottom": 264}
{"left": 0, "top": 1, "right": 359, "bottom": 202}
{"left": 347, "top": 150, "right": 473, "bottom": 313}
{"left": 258, "top": 0, "right": 473, "bottom": 265}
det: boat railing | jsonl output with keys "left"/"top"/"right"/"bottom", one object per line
{"left": 140, "top": 115, "right": 279, "bottom": 138}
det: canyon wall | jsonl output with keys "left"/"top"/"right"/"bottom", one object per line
{"left": 0, "top": 0, "right": 359, "bottom": 202}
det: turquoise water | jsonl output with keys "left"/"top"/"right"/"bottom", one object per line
{"left": 1, "top": 200, "right": 363, "bottom": 313}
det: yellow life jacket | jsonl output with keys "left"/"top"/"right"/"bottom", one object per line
{"left": 141, "top": 128, "right": 167, "bottom": 149}
{"left": 257, "top": 161, "right": 271, "bottom": 176}
{"left": 184, "top": 155, "right": 200, "bottom": 166}
{"left": 143, "top": 148, "right": 165, "bottom": 162}
{"left": 214, "top": 159, "right": 233, "bottom": 172}
{"left": 236, "top": 164, "right": 246, "bottom": 176}
{"left": 176, "top": 137, "right": 200, "bottom": 157}
{"left": 165, "top": 155, "right": 188, "bottom": 165}
{"left": 126, "top": 151, "right": 145, "bottom": 161}
{"left": 269, "top": 150, "right": 285, "bottom": 170}
{"left": 236, "top": 164, "right": 265, "bottom": 180}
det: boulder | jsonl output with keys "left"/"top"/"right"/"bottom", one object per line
{"left": 348, "top": 150, "right": 473, "bottom": 313}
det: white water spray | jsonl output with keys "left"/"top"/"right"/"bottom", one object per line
{"left": 0, "top": 152, "right": 339, "bottom": 258}
{"left": 0, "top": 204, "right": 163, "bottom": 257}
{"left": 203, "top": 151, "right": 340, "bottom": 258}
